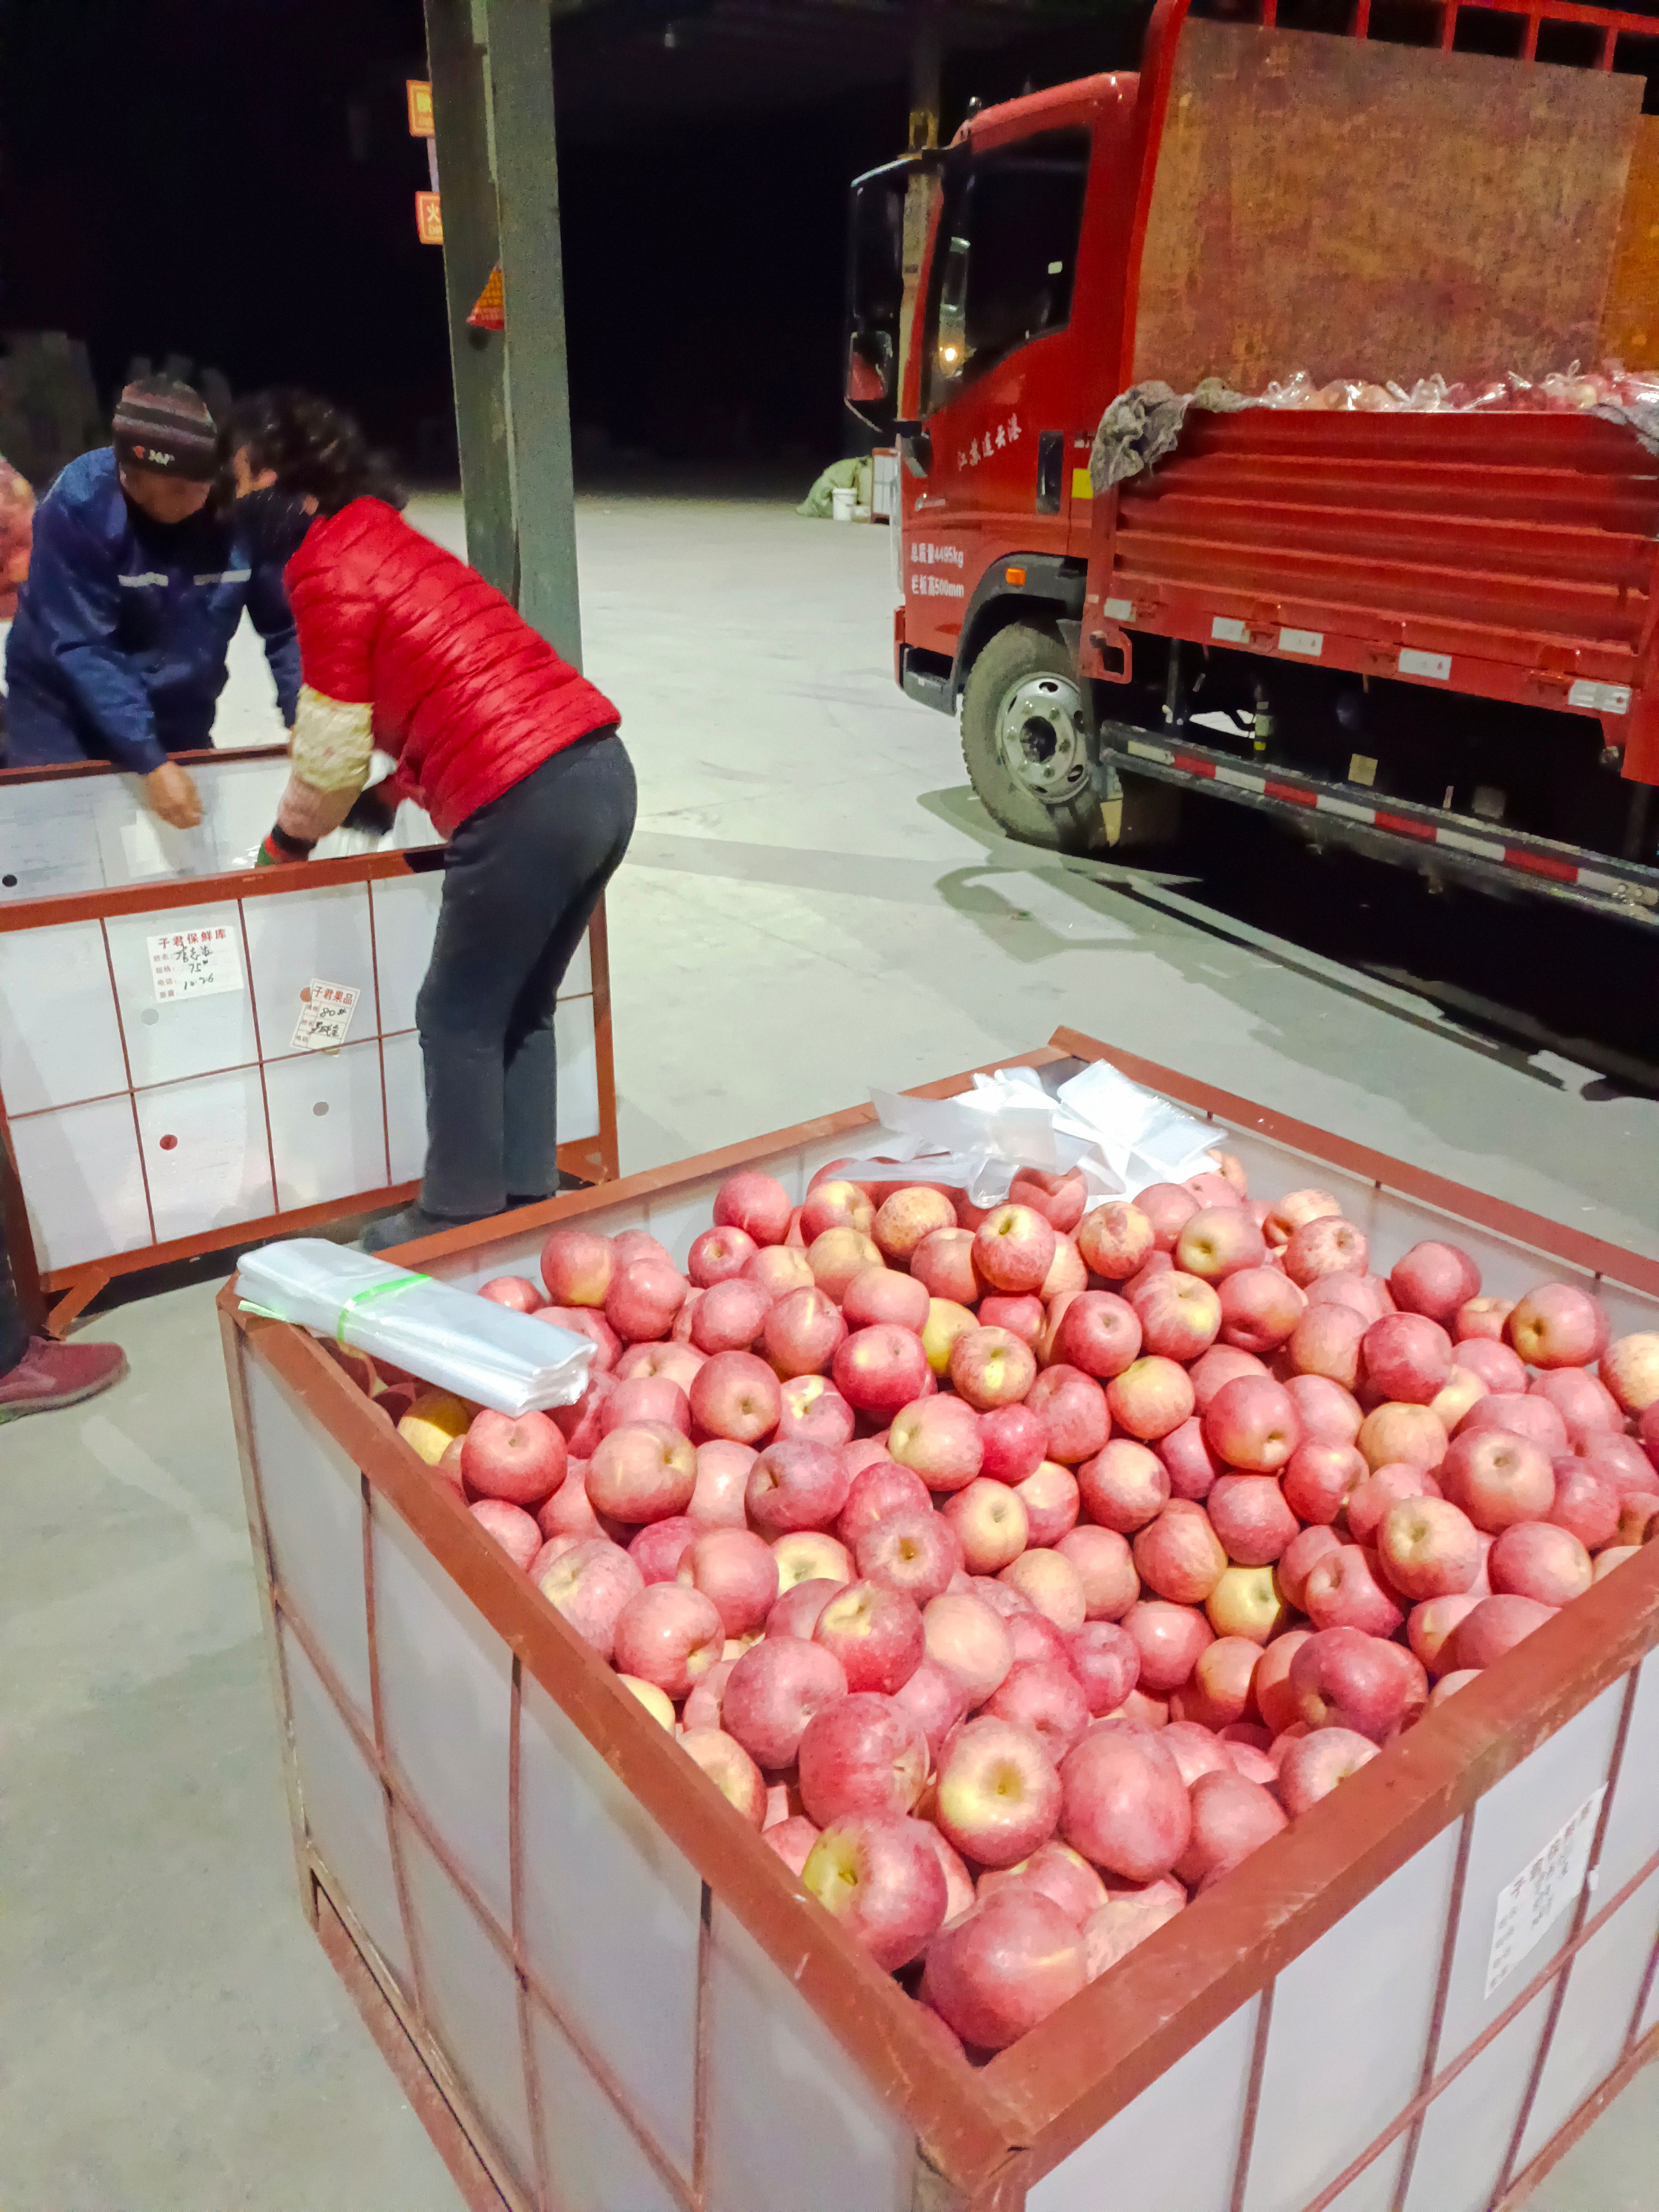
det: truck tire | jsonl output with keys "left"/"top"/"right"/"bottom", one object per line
{"left": 960, "top": 622, "right": 1109, "bottom": 854}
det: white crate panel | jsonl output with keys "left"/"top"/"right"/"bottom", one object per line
{"left": 529, "top": 2002, "right": 681, "bottom": 2212}
{"left": 1242, "top": 1825, "right": 1461, "bottom": 2212}
{"left": 1030, "top": 1998, "right": 1259, "bottom": 2212}
{"left": 555, "top": 994, "right": 600, "bottom": 1145}
{"left": 372, "top": 1496, "right": 513, "bottom": 1930}
{"left": 9, "top": 1093, "right": 150, "bottom": 1269}
{"left": 519, "top": 1674, "right": 701, "bottom": 2183}
{"left": 1401, "top": 1990, "right": 1551, "bottom": 2212}
{"left": 382, "top": 1030, "right": 426, "bottom": 1186}
{"left": 1438, "top": 1683, "right": 1625, "bottom": 2059}
{"left": 370, "top": 871, "right": 444, "bottom": 1035}
{"left": 1514, "top": 1872, "right": 1659, "bottom": 2171}
{"left": 280, "top": 1621, "right": 413, "bottom": 1997}
{"left": 105, "top": 901, "right": 260, "bottom": 1087}
{"left": 0, "top": 918, "right": 127, "bottom": 1113}
{"left": 1310, "top": 2140, "right": 1409, "bottom": 2212}
{"left": 0, "top": 779, "right": 103, "bottom": 899}
{"left": 398, "top": 1820, "right": 538, "bottom": 2200}
{"left": 1592, "top": 1651, "right": 1659, "bottom": 1899}
{"left": 1641, "top": 1956, "right": 1659, "bottom": 2042}
{"left": 265, "top": 1041, "right": 389, "bottom": 1211}
{"left": 133, "top": 1066, "right": 274, "bottom": 1240}
{"left": 243, "top": 881, "right": 376, "bottom": 1056}
{"left": 561, "top": 927, "right": 592, "bottom": 999}
{"left": 245, "top": 1349, "right": 373, "bottom": 1726}
{"left": 706, "top": 1902, "right": 915, "bottom": 2212}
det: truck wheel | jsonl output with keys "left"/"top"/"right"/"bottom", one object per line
{"left": 960, "top": 623, "right": 1108, "bottom": 853}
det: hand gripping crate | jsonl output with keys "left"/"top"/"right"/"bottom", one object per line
{"left": 220, "top": 1030, "right": 1659, "bottom": 2212}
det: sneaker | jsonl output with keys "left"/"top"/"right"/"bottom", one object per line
{"left": 359, "top": 1205, "right": 486, "bottom": 1255}
{"left": 0, "top": 1335, "right": 128, "bottom": 1421}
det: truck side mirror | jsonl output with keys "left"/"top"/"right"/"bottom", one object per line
{"left": 847, "top": 330, "right": 893, "bottom": 411}
{"left": 845, "top": 159, "right": 911, "bottom": 439}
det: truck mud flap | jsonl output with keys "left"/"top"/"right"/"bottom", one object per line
{"left": 1098, "top": 721, "right": 1659, "bottom": 929}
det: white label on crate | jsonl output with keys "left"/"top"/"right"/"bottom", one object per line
{"left": 1400, "top": 648, "right": 1453, "bottom": 681}
{"left": 291, "top": 978, "right": 361, "bottom": 1052}
{"left": 1568, "top": 679, "right": 1631, "bottom": 716}
{"left": 1485, "top": 1787, "right": 1606, "bottom": 1999}
{"left": 147, "top": 925, "right": 243, "bottom": 1003}
{"left": 1212, "top": 616, "right": 1249, "bottom": 644}
{"left": 1348, "top": 754, "right": 1379, "bottom": 788}
{"left": 1104, "top": 597, "right": 1136, "bottom": 622}
{"left": 1279, "top": 627, "right": 1324, "bottom": 658}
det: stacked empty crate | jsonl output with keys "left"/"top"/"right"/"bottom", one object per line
{"left": 222, "top": 1032, "right": 1659, "bottom": 2212}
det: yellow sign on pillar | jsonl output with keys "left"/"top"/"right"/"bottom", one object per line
{"left": 406, "top": 79, "right": 434, "bottom": 137}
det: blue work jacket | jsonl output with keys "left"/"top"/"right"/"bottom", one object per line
{"left": 3, "top": 446, "right": 299, "bottom": 772}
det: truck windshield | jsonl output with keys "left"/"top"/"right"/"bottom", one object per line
{"left": 925, "top": 129, "right": 1090, "bottom": 415}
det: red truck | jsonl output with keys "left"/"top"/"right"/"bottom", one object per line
{"left": 847, "top": 0, "right": 1659, "bottom": 925}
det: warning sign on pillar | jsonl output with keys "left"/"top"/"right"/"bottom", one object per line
{"left": 406, "top": 79, "right": 434, "bottom": 137}
{"left": 415, "top": 191, "right": 444, "bottom": 247}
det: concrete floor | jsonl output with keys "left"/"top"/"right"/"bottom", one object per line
{"left": 3, "top": 486, "right": 1656, "bottom": 2208}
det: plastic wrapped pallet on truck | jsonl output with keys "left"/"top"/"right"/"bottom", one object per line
{"left": 220, "top": 1031, "right": 1659, "bottom": 2212}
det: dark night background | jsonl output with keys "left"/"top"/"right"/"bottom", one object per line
{"left": 0, "top": 0, "right": 1141, "bottom": 478}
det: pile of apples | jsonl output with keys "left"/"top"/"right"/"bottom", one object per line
{"left": 369, "top": 1157, "right": 1659, "bottom": 2061}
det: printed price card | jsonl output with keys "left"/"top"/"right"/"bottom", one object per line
{"left": 291, "top": 978, "right": 360, "bottom": 1052}
{"left": 147, "top": 925, "right": 243, "bottom": 1003}
{"left": 1485, "top": 1787, "right": 1605, "bottom": 1999}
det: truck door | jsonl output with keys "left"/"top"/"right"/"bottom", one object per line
{"left": 905, "top": 129, "right": 1091, "bottom": 665}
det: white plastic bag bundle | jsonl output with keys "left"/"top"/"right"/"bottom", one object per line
{"left": 832, "top": 1063, "right": 1220, "bottom": 1206}
{"left": 236, "top": 1239, "right": 592, "bottom": 1416}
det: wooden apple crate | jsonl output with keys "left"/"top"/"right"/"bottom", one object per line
{"left": 219, "top": 1029, "right": 1659, "bottom": 2212}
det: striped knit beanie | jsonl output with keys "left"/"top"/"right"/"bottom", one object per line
{"left": 112, "top": 378, "right": 218, "bottom": 482}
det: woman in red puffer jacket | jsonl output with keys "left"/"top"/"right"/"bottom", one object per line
{"left": 228, "top": 390, "right": 635, "bottom": 1251}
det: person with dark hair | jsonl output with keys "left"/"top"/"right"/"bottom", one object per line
{"left": 0, "top": 1207, "right": 126, "bottom": 1421}
{"left": 3, "top": 378, "right": 300, "bottom": 825}
{"left": 226, "top": 389, "right": 635, "bottom": 1252}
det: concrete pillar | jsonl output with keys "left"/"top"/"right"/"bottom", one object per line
{"left": 424, "top": 0, "right": 583, "bottom": 668}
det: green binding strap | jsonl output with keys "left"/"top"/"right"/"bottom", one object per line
{"left": 335, "top": 1271, "right": 429, "bottom": 1347}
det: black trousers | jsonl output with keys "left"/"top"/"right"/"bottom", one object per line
{"left": 415, "top": 728, "right": 635, "bottom": 1218}
{"left": 0, "top": 1207, "right": 29, "bottom": 1374}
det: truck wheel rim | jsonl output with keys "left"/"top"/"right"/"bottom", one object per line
{"left": 994, "top": 672, "right": 1090, "bottom": 803}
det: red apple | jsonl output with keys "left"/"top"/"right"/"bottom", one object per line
{"left": 1170, "top": 1635, "right": 1260, "bottom": 1730}
{"left": 1284, "top": 1217, "right": 1369, "bottom": 1287}
{"left": 766, "top": 1576, "right": 843, "bottom": 1641}
{"left": 1252, "top": 1630, "right": 1311, "bottom": 1734}
{"left": 973, "top": 1204, "right": 1058, "bottom": 1295}
{"left": 1530, "top": 1367, "right": 1622, "bottom": 1451}
{"left": 685, "top": 1278, "right": 766, "bottom": 1357}
{"left": 857, "top": 1510, "right": 964, "bottom": 1605}
{"left": 1133, "top": 1503, "right": 1227, "bottom": 1605}
{"left": 773, "top": 1374, "right": 854, "bottom": 1451}
{"left": 1122, "top": 1599, "right": 1213, "bottom": 1694}
{"left": 1189, "top": 1346, "right": 1270, "bottom": 1413}
{"left": 796, "top": 1692, "right": 928, "bottom": 1824}
{"left": 893, "top": 1656, "right": 972, "bottom": 1763}
{"left": 1014, "top": 1457, "right": 1081, "bottom": 1547}
{"left": 604, "top": 1258, "right": 688, "bottom": 1344}
{"left": 1131, "top": 1269, "right": 1222, "bottom": 1363}
{"left": 834, "top": 1326, "right": 932, "bottom": 1420}
{"left": 998, "top": 1548, "right": 1087, "bottom": 1631}
{"left": 1489, "top": 1521, "right": 1592, "bottom": 1608}
{"left": 599, "top": 1375, "right": 693, "bottom": 1439}
{"left": 921, "top": 1889, "right": 1087, "bottom": 2050}
{"left": 1065, "top": 1623, "right": 1141, "bottom": 1714}
{"left": 722, "top": 1635, "right": 848, "bottom": 1768}
{"left": 873, "top": 1185, "right": 957, "bottom": 1262}
{"left": 1134, "top": 1182, "right": 1199, "bottom": 1251}
{"left": 1203, "top": 1375, "right": 1300, "bottom": 1475}
{"left": 1107, "top": 1357, "right": 1194, "bottom": 1444}
{"left": 714, "top": 1170, "right": 792, "bottom": 1248}
{"left": 1282, "top": 1439, "right": 1367, "bottom": 1525}
{"left": 773, "top": 1530, "right": 853, "bottom": 1594}
{"left": 677, "top": 1726, "right": 768, "bottom": 1826}
{"left": 479, "top": 1275, "right": 541, "bottom": 1313}
{"left": 587, "top": 1422, "right": 697, "bottom": 1524}
{"left": 942, "top": 1479, "right": 1029, "bottom": 1574}
{"left": 1158, "top": 1417, "right": 1223, "bottom": 1503}
{"left": 629, "top": 1514, "right": 698, "bottom": 1585}
{"left": 1204, "top": 1563, "right": 1286, "bottom": 1644}
{"left": 688, "top": 1349, "right": 781, "bottom": 1446}
{"left": 757, "top": 1287, "right": 841, "bottom": 1380}
{"left": 1288, "top": 1303, "right": 1367, "bottom": 1390}
{"left": 1277, "top": 1728, "right": 1379, "bottom": 1817}
{"left": 747, "top": 1440, "right": 851, "bottom": 1536}
{"left": 1302, "top": 1546, "right": 1405, "bottom": 1637}
{"left": 799, "top": 1180, "right": 875, "bottom": 1243}
{"left": 1547, "top": 1458, "right": 1621, "bottom": 1551}
{"left": 1051, "top": 1291, "right": 1142, "bottom": 1381}
{"left": 888, "top": 1394, "right": 984, "bottom": 1493}
{"left": 1580, "top": 1432, "right": 1659, "bottom": 1497}
{"left": 923, "top": 1592, "right": 1015, "bottom": 1705}
{"left": 1028, "top": 1366, "right": 1112, "bottom": 1465}
{"left": 803, "top": 1813, "right": 948, "bottom": 1970}
{"left": 611, "top": 1582, "right": 724, "bottom": 1696}
{"left": 540, "top": 1226, "right": 613, "bottom": 1307}
{"left": 837, "top": 1271, "right": 924, "bottom": 1339}
{"left": 1346, "top": 1464, "right": 1437, "bottom": 1550}
{"left": 1010, "top": 1169, "right": 1089, "bottom": 1234}
{"left": 1285, "top": 1373, "right": 1364, "bottom": 1446}
{"left": 614, "top": 1340, "right": 703, "bottom": 1389}
{"left": 1601, "top": 1333, "right": 1659, "bottom": 1418}
{"left": 685, "top": 1438, "right": 756, "bottom": 1532}
{"left": 1457, "top": 1295, "right": 1514, "bottom": 1343}
{"left": 1176, "top": 1768, "right": 1287, "bottom": 1888}
{"left": 1264, "top": 1188, "right": 1342, "bottom": 1248}
{"left": 1506, "top": 1283, "right": 1610, "bottom": 1371}
{"left": 1362, "top": 1314, "right": 1454, "bottom": 1406}
{"left": 744, "top": 1246, "right": 815, "bottom": 1301}
{"left": 1055, "top": 1525, "right": 1139, "bottom": 1621}
{"left": 1407, "top": 1593, "right": 1483, "bottom": 1677}
{"left": 1207, "top": 1474, "right": 1299, "bottom": 1566}
{"left": 982, "top": 1663, "right": 1091, "bottom": 1763}
{"left": 763, "top": 1815, "right": 821, "bottom": 1876}
{"left": 1058, "top": 1728, "right": 1192, "bottom": 1880}
{"left": 469, "top": 1498, "right": 542, "bottom": 1569}
{"left": 688, "top": 1224, "right": 758, "bottom": 1288}
{"left": 1077, "top": 1200, "right": 1156, "bottom": 1281}
{"left": 1390, "top": 1242, "right": 1480, "bottom": 1324}
{"left": 1356, "top": 1402, "right": 1448, "bottom": 1474}
{"left": 1218, "top": 1267, "right": 1305, "bottom": 1354}
{"left": 538, "top": 1463, "right": 602, "bottom": 1543}
{"left": 1451, "top": 1593, "right": 1558, "bottom": 1670}
{"left": 1455, "top": 1338, "right": 1528, "bottom": 1397}
{"left": 1277, "top": 1526, "right": 1342, "bottom": 1613}
{"left": 980, "top": 1838, "right": 1108, "bottom": 1928}
{"left": 679, "top": 1527, "right": 780, "bottom": 1635}
{"left": 1377, "top": 1496, "right": 1481, "bottom": 1600}
{"left": 935, "top": 1715, "right": 1063, "bottom": 1867}
{"left": 910, "top": 1228, "right": 982, "bottom": 1308}
{"left": 1177, "top": 1206, "right": 1267, "bottom": 1284}
{"left": 1077, "top": 1439, "right": 1168, "bottom": 1534}
{"left": 1439, "top": 1428, "right": 1554, "bottom": 1533}
{"left": 1157, "top": 1719, "right": 1232, "bottom": 1789}
{"left": 1290, "top": 1627, "right": 1418, "bottom": 1741}
{"left": 462, "top": 1407, "right": 567, "bottom": 1507}
{"left": 812, "top": 1579, "right": 924, "bottom": 1694}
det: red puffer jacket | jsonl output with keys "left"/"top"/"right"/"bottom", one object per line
{"left": 282, "top": 498, "right": 619, "bottom": 837}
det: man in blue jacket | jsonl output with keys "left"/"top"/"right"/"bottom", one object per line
{"left": 3, "top": 378, "right": 300, "bottom": 828}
